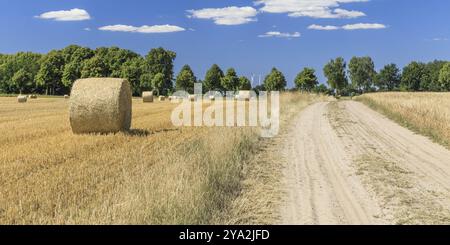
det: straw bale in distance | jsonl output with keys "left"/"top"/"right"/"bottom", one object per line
{"left": 17, "top": 95, "right": 27, "bottom": 103}
{"left": 69, "top": 78, "right": 132, "bottom": 134}
{"left": 142, "top": 91, "right": 154, "bottom": 103}
{"left": 159, "top": 96, "right": 165, "bottom": 101}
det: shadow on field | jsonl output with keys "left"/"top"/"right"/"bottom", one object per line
{"left": 126, "top": 129, "right": 151, "bottom": 137}
{"left": 126, "top": 128, "right": 180, "bottom": 137}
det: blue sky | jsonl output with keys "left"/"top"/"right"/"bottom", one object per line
{"left": 0, "top": 0, "right": 449, "bottom": 87}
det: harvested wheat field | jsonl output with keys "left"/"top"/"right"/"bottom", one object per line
{"left": 0, "top": 93, "right": 322, "bottom": 225}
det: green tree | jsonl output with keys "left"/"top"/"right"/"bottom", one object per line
{"left": 263, "top": 68, "right": 287, "bottom": 92}
{"left": 144, "top": 47, "right": 176, "bottom": 95}
{"left": 36, "top": 51, "right": 65, "bottom": 95}
{"left": 439, "top": 63, "right": 450, "bottom": 91}
{"left": 348, "top": 56, "right": 376, "bottom": 93}
{"left": 426, "top": 60, "right": 447, "bottom": 91}
{"left": 0, "top": 52, "right": 42, "bottom": 93}
{"left": 221, "top": 68, "right": 240, "bottom": 92}
{"left": 121, "top": 57, "right": 144, "bottom": 95}
{"left": 101, "top": 47, "right": 139, "bottom": 77}
{"left": 151, "top": 73, "right": 165, "bottom": 96}
{"left": 253, "top": 84, "right": 265, "bottom": 94}
{"left": 204, "top": 64, "right": 224, "bottom": 92}
{"left": 61, "top": 45, "right": 94, "bottom": 64}
{"left": 176, "top": 65, "right": 197, "bottom": 94}
{"left": 238, "top": 76, "right": 252, "bottom": 90}
{"left": 62, "top": 62, "right": 81, "bottom": 89}
{"left": 294, "top": 67, "right": 319, "bottom": 92}
{"left": 140, "top": 73, "right": 153, "bottom": 92}
{"left": 313, "top": 84, "right": 330, "bottom": 94}
{"left": 377, "top": 63, "right": 401, "bottom": 91}
{"left": 401, "top": 61, "right": 427, "bottom": 91}
{"left": 12, "top": 69, "right": 32, "bottom": 94}
{"left": 61, "top": 45, "right": 94, "bottom": 90}
{"left": 81, "top": 56, "right": 110, "bottom": 78}
{"left": 323, "top": 57, "right": 348, "bottom": 95}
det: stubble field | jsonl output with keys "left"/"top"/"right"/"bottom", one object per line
{"left": 0, "top": 93, "right": 321, "bottom": 224}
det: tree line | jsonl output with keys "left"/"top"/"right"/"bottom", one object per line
{"left": 319, "top": 57, "right": 450, "bottom": 96}
{"left": 1, "top": 45, "right": 449, "bottom": 96}
{"left": 0, "top": 45, "right": 177, "bottom": 96}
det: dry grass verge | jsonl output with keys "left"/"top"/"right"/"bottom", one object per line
{"left": 356, "top": 92, "right": 450, "bottom": 148}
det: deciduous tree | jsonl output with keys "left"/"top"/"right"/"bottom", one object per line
{"left": 376, "top": 63, "right": 401, "bottom": 91}
{"left": 349, "top": 56, "right": 376, "bottom": 93}
{"left": 204, "top": 64, "right": 224, "bottom": 92}
{"left": 323, "top": 57, "right": 348, "bottom": 95}
{"left": 295, "top": 67, "right": 319, "bottom": 92}
{"left": 238, "top": 76, "right": 252, "bottom": 90}
{"left": 439, "top": 63, "right": 450, "bottom": 91}
{"left": 176, "top": 65, "right": 196, "bottom": 94}
{"left": 144, "top": 47, "right": 176, "bottom": 95}
{"left": 263, "top": 67, "right": 287, "bottom": 92}
{"left": 221, "top": 68, "right": 240, "bottom": 92}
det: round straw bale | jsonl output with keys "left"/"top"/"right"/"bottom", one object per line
{"left": 17, "top": 95, "right": 27, "bottom": 103}
{"left": 69, "top": 78, "right": 132, "bottom": 134}
{"left": 29, "top": 94, "right": 37, "bottom": 99}
{"left": 189, "top": 95, "right": 196, "bottom": 102}
{"left": 142, "top": 91, "right": 154, "bottom": 103}
{"left": 64, "top": 94, "right": 69, "bottom": 99}
{"left": 159, "top": 96, "right": 165, "bottom": 101}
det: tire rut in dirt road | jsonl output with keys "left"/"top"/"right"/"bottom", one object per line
{"left": 331, "top": 101, "right": 450, "bottom": 224}
{"left": 280, "top": 100, "right": 450, "bottom": 225}
{"left": 280, "top": 102, "right": 386, "bottom": 225}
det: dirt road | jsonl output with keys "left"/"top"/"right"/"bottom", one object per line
{"left": 280, "top": 101, "right": 450, "bottom": 225}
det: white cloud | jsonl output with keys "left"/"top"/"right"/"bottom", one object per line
{"left": 187, "top": 6, "right": 258, "bottom": 25}
{"left": 333, "top": 8, "right": 366, "bottom": 18}
{"left": 432, "top": 38, "right": 449, "bottom": 41}
{"left": 308, "top": 23, "right": 386, "bottom": 30}
{"left": 308, "top": 24, "right": 339, "bottom": 30}
{"left": 254, "top": 0, "right": 368, "bottom": 19}
{"left": 36, "top": 8, "right": 91, "bottom": 21}
{"left": 98, "top": 24, "right": 186, "bottom": 33}
{"left": 83, "top": 27, "right": 91, "bottom": 31}
{"left": 259, "top": 31, "right": 301, "bottom": 38}
{"left": 342, "top": 23, "right": 386, "bottom": 30}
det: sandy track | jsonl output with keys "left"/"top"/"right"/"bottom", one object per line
{"left": 280, "top": 101, "right": 450, "bottom": 225}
